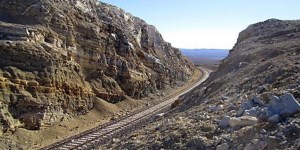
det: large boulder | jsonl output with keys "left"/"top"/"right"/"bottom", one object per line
{"left": 236, "top": 93, "right": 300, "bottom": 124}
{"left": 266, "top": 93, "right": 300, "bottom": 117}
{"left": 280, "top": 93, "right": 300, "bottom": 115}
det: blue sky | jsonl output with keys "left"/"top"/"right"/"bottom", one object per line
{"left": 100, "top": 0, "right": 300, "bottom": 49}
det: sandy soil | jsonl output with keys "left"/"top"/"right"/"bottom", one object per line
{"left": 2, "top": 69, "right": 202, "bottom": 150}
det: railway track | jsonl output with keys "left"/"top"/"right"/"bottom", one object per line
{"left": 41, "top": 67, "right": 211, "bottom": 150}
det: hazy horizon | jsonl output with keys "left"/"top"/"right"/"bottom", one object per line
{"left": 100, "top": 0, "right": 300, "bottom": 49}
{"left": 180, "top": 48, "right": 229, "bottom": 51}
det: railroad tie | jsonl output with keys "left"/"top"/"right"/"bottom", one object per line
{"left": 72, "top": 140, "right": 84, "bottom": 144}
{"left": 57, "top": 147, "right": 70, "bottom": 150}
{"left": 100, "top": 128, "right": 112, "bottom": 132}
{"left": 79, "top": 137, "right": 92, "bottom": 141}
{"left": 67, "top": 143, "right": 78, "bottom": 146}
{"left": 87, "top": 134, "right": 102, "bottom": 138}
{"left": 58, "top": 145, "right": 74, "bottom": 149}
{"left": 91, "top": 132, "right": 105, "bottom": 136}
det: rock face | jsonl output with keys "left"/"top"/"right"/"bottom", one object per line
{"left": 0, "top": 0, "right": 194, "bottom": 131}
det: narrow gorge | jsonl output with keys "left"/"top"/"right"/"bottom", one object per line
{"left": 108, "top": 19, "right": 300, "bottom": 150}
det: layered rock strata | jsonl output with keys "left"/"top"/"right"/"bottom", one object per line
{"left": 0, "top": 0, "right": 193, "bottom": 131}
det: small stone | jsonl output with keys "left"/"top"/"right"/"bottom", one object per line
{"left": 268, "top": 115, "right": 280, "bottom": 124}
{"left": 279, "top": 140, "right": 288, "bottom": 146}
{"left": 112, "top": 138, "right": 120, "bottom": 143}
{"left": 278, "top": 124, "right": 285, "bottom": 132}
{"left": 252, "top": 139, "right": 259, "bottom": 145}
{"left": 205, "top": 115, "right": 211, "bottom": 119}
{"left": 237, "top": 144, "right": 244, "bottom": 150}
{"left": 258, "top": 141, "right": 268, "bottom": 149}
{"left": 260, "top": 129, "right": 267, "bottom": 134}
{"left": 208, "top": 105, "right": 220, "bottom": 112}
{"left": 239, "top": 62, "right": 249, "bottom": 68}
{"left": 257, "top": 85, "right": 267, "bottom": 94}
{"left": 216, "top": 143, "right": 229, "bottom": 150}
{"left": 260, "top": 134, "right": 267, "bottom": 139}
{"left": 222, "top": 96, "right": 229, "bottom": 101}
{"left": 213, "top": 136, "right": 221, "bottom": 145}
{"left": 277, "top": 132, "right": 283, "bottom": 137}
{"left": 254, "top": 133, "right": 260, "bottom": 139}
{"left": 155, "top": 113, "right": 164, "bottom": 120}
{"left": 155, "top": 126, "right": 160, "bottom": 131}
{"left": 268, "top": 136, "right": 276, "bottom": 140}
{"left": 227, "top": 103, "right": 236, "bottom": 111}
{"left": 219, "top": 116, "right": 231, "bottom": 128}
{"left": 265, "top": 76, "right": 274, "bottom": 84}
{"left": 243, "top": 143, "right": 255, "bottom": 150}
{"left": 110, "top": 116, "right": 117, "bottom": 121}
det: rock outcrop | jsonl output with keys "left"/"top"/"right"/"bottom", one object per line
{"left": 0, "top": 0, "right": 193, "bottom": 131}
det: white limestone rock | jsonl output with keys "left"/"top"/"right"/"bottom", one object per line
{"left": 229, "top": 116, "right": 258, "bottom": 129}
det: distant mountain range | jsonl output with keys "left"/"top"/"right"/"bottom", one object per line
{"left": 180, "top": 48, "right": 229, "bottom": 65}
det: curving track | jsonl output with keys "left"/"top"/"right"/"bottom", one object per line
{"left": 40, "top": 67, "right": 211, "bottom": 150}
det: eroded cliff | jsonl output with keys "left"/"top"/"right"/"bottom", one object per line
{"left": 0, "top": 0, "right": 193, "bottom": 131}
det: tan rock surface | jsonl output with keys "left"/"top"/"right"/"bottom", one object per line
{"left": 0, "top": 0, "right": 193, "bottom": 135}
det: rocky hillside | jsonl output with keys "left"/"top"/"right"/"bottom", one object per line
{"left": 109, "top": 19, "right": 300, "bottom": 149}
{"left": 0, "top": 0, "right": 193, "bottom": 132}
